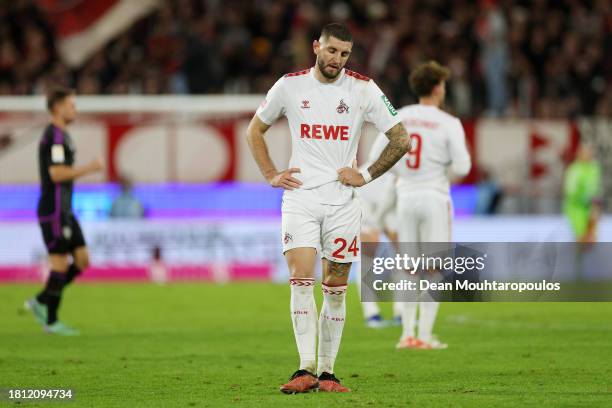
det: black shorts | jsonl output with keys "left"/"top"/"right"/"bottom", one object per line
{"left": 39, "top": 213, "right": 86, "bottom": 254}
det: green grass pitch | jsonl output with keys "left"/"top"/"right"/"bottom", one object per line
{"left": 1, "top": 283, "right": 611, "bottom": 407}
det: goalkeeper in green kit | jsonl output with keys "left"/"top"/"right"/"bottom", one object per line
{"left": 563, "top": 143, "right": 602, "bottom": 243}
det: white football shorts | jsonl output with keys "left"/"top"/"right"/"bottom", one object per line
{"left": 281, "top": 193, "right": 362, "bottom": 263}
{"left": 396, "top": 190, "right": 452, "bottom": 242}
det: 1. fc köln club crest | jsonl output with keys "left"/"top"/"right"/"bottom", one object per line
{"left": 337, "top": 99, "right": 349, "bottom": 114}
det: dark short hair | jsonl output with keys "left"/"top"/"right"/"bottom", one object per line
{"left": 409, "top": 61, "right": 450, "bottom": 97}
{"left": 320, "top": 23, "right": 352, "bottom": 43}
{"left": 46, "top": 86, "right": 75, "bottom": 112}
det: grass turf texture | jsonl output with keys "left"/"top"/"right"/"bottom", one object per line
{"left": 1, "top": 283, "right": 611, "bottom": 407}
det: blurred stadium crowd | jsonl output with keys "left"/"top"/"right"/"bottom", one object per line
{"left": 0, "top": 0, "right": 610, "bottom": 118}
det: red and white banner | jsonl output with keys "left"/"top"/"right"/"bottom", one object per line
{"left": 0, "top": 112, "right": 579, "bottom": 192}
{"left": 37, "top": 0, "right": 160, "bottom": 67}
{"left": 0, "top": 95, "right": 583, "bottom": 192}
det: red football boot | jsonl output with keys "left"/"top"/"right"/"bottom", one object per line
{"left": 318, "top": 372, "right": 351, "bottom": 392}
{"left": 280, "top": 370, "right": 319, "bottom": 394}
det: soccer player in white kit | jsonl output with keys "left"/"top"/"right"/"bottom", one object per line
{"left": 246, "top": 23, "right": 410, "bottom": 393}
{"left": 357, "top": 145, "right": 402, "bottom": 328}
{"left": 385, "top": 61, "right": 471, "bottom": 349}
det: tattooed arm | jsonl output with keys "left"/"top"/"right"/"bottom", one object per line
{"left": 367, "top": 122, "right": 411, "bottom": 180}
{"left": 337, "top": 122, "right": 410, "bottom": 187}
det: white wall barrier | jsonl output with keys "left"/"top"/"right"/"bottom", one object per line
{"left": 0, "top": 96, "right": 594, "bottom": 213}
{"left": 1, "top": 216, "right": 611, "bottom": 283}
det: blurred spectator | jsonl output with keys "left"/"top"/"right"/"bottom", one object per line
{"left": 149, "top": 245, "right": 168, "bottom": 285}
{"left": 0, "top": 0, "right": 609, "bottom": 118}
{"left": 475, "top": 169, "right": 503, "bottom": 215}
{"left": 110, "top": 176, "right": 145, "bottom": 219}
{"left": 476, "top": 0, "right": 509, "bottom": 116}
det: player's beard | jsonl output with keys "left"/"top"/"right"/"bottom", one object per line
{"left": 317, "top": 58, "right": 342, "bottom": 80}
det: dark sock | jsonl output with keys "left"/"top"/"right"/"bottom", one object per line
{"left": 36, "top": 270, "right": 67, "bottom": 305}
{"left": 46, "top": 293, "right": 60, "bottom": 324}
{"left": 35, "top": 290, "right": 47, "bottom": 304}
{"left": 39, "top": 271, "right": 66, "bottom": 324}
{"left": 64, "top": 264, "right": 82, "bottom": 286}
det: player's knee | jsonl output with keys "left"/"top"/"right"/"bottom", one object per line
{"left": 286, "top": 259, "right": 313, "bottom": 278}
{"left": 322, "top": 275, "right": 348, "bottom": 287}
{"left": 49, "top": 255, "right": 70, "bottom": 272}
{"left": 78, "top": 257, "right": 90, "bottom": 270}
{"left": 284, "top": 248, "right": 317, "bottom": 279}
{"left": 322, "top": 265, "right": 350, "bottom": 287}
{"left": 289, "top": 266, "right": 314, "bottom": 279}
{"left": 323, "top": 259, "right": 351, "bottom": 285}
{"left": 74, "top": 251, "right": 90, "bottom": 270}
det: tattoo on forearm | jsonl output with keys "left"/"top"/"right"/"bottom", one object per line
{"left": 328, "top": 261, "right": 351, "bottom": 278}
{"left": 368, "top": 123, "right": 411, "bottom": 179}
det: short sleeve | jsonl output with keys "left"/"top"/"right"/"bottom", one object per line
{"left": 256, "top": 77, "right": 286, "bottom": 125}
{"left": 40, "top": 137, "right": 66, "bottom": 168}
{"left": 45, "top": 127, "right": 67, "bottom": 165}
{"left": 363, "top": 80, "right": 402, "bottom": 134}
{"left": 50, "top": 144, "right": 66, "bottom": 164}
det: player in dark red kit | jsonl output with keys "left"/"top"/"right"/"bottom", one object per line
{"left": 25, "top": 87, "right": 104, "bottom": 335}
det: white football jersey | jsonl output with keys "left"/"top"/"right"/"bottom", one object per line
{"left": 371, "top": 104, "right": 471, "bottom": 195}
{"left": 256, "top": 67, "right": 401, "bottom": 205}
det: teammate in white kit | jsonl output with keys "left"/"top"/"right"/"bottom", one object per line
{"left": 357, "top": 140, "right": 402, "bottom": 328}
{"left": 246, "top": 23, "right": 410, "bottom": 393}
{"left": 382, "top": 61, "right": 471, "bottom": 349}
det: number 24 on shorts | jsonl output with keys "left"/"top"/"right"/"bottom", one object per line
{"left": 332, "top": 237, "right": 359, "bottom": 259}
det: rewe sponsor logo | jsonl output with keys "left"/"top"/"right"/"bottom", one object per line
{"left": 300, "top": 124, "right": 350, "bottom": 141}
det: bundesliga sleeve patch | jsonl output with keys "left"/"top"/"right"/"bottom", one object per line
{"left": 381, "top": 95, "right": 398, "bottom": 116}
{"left": 51, "top": 144, "right": 65, "bottom": 163}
